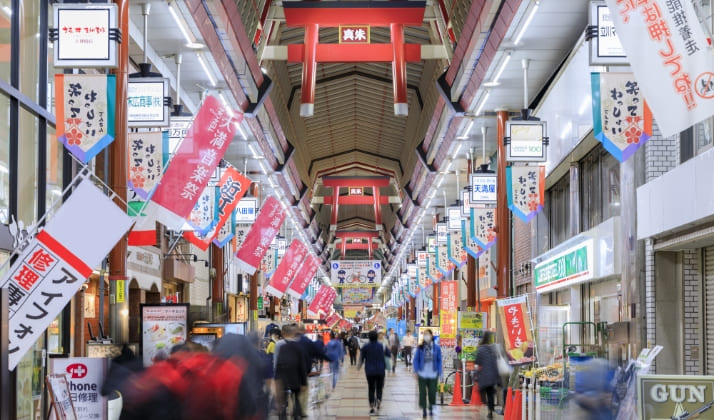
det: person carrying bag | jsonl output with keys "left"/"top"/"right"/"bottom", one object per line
{"left": 475, "top": 331, "right": 502, "bottom": 419}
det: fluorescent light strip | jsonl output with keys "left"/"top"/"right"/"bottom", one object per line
{"left": 475, "top": 90, "right": 491, "bottom": 116}
{"left": 236, "top": 123, "right": 248, "bottom": 140}
{"left": 491, "top": 52, "right": 511, "bottom": 85}
{"left": 457, "top": 120, "right": 475, "bottom": 139}
{"left": 168, "top": 2, "right": 193, "bottom": 45}
{"left": 248, "top": 143, "right": 261, "bottom": 158}
{"left": 514, "top": 1, "right": 539, "bottom": 45}
{"left": 197, "top": 54, "right": 216, "bottom": 87}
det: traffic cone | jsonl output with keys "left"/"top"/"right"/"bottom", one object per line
{"left": 470, "top": 382, "right": 482, "bottom": 406}
{"left": 512, "top": 390, "right": 523, "bottom": 420}
{"left": 503, "top": 387, "right": 513, "bottom": 420}
{"left": 449, "top": 371, "right": 467, "bottom": 406}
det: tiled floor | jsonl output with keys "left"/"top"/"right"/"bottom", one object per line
{"left": 297, "top": 360, "right": 501, "bottom": 419}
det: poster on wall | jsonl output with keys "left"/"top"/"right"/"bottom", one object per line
{"left": 140, "top": 304, "right": 189, "bottom": 366}
{"left": 331, "top": 260, "right": 382, "bottom": 287}
{"left": 341, "top": 287, "right": 374, "bottom": 305}
{"left": 49, "top": 358, "right": 108, "bottom": 420}
{"left": 497, "top": 295, "right": 536, "bottom": 365}
{"left": 439, "top": 281, "right": 458, "bottom": 347}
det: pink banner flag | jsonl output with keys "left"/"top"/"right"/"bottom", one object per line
{"left": 318, "top": 287, "right": 338, "bottom": 316}
{"left": 325, "top": 312, "right": 341, "bottom": 328}
{"left": 235, "top": 196, "right": 287, "bottom": 275}
{"left": 148, "top": 95, "right": 240, "bottom": 230}
{"left": 265, "top": 239, "right": 308, "bottom": 298}
{"left": 286, "top": 255, "right": 320, "bottom": 299}
{"left": 307, "top": 285, "right": 336, "bottom": 318}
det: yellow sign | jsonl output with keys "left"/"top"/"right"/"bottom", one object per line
{"left": 116, "top": 280, "right": 125, "bottom": 303}
{"left": 458, "top": 312, "right": 486, "bottom": 330}
{"left": 253, "top": 310, "right": 258, "bottom": 321}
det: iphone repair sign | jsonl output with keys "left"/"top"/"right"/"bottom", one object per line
{"left": 50, "top": 357, "right": 108, "bottom": 420}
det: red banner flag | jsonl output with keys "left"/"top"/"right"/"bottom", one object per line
{"left": 235, "top": 196, "right": 286, "bottom": 275}
{"left": 319, "top": 287, "right": 338, "bottom": 316}
{"left": 149, "top": 95, "right": 240, "bottom": 230}
{"left": 286, "top": 255, "right": 320, "bottom": 299}
{"left": 265, "top": 239, "right": 308, "bottom": 298}
{"left": 325, "top": 312, "right": 341, "bottom": 328}
{"left": 307, "top": 285, "right": 336, "bottom": 318}
{"left": 496, "top": 295, "right": 535, "bottom": 365}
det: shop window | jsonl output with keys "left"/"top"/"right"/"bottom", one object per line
{"left": 17, "top": 107, "right": 37, "bottom": 224}
{"left": 19, "top": 0, "right": 40, "bottom": 102}
{"left": 580, "top": 145, "right": 620, "bottom": 231}
{"left": 0, "top": 0, "right": 10, "bottom": 84}
{"left": 547, "top": 174, "right": 570, "bottom": 248}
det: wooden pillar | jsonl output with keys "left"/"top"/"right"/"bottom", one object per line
{"left": 211, "top": 244, "right": 223, "bottom": 304}
{"left": 300, "top": 23, "right": 319, "bottom": 117}
{"left": 390, "top": 23, "right": 407, "bottom": 116}
{"left": 408, "top": 296, "right": 416, "bottom": 321}
{"left": 467, "top": 255, "right": 476, "bottom": 309}
{"left": 397, "top": 305, "right": 403, "bottom": 320}
{"left": 433, "top": 282, "right": 439, "bottom": 317}
{"left": 496, "top": 110, "right": 510, "bottom": 297}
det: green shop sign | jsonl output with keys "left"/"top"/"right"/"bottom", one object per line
{"left": 534, "top": 240, "right": 593, "bottom": 293}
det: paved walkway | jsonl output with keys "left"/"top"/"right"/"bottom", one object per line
{"left": 300, "top": 360, "right": 503, "bottom": 419}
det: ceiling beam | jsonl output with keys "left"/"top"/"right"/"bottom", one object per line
{"left": 323, "top": 176, "right": 391, "bottom": 188}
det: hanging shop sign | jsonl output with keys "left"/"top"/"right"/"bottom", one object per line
{"left": 469, "top": 173, "right": 497, "bottom": 204}
{"left": 286, "top": 255, "right": 320, "bottom": 299}
{"left": 588, "top": 1, "right": 627, "bottom": 66}
{"left": 325, "top": 312, "right": 341, "bottom": 328}
{"left": 506, "top": 121, "right": 547, "bottom": 162}
{"left": 469, "top": 207, "right": 497, "bottom": 250}
{"left": 235, "top": 197, "right": 258, "bottom": 222}
{"left": 417, "top": 251, "right": 428, "bottom": 267}
{"left": 591, "top": 72, "right": 653, "bottom": 162}
{"left": 331, "top": 260, "right": 382, "bottom": 287}
{"left": 436, "top": 223, "right": 448, "bottom": 244}
{"left": 407, "top": 264, "right": 417, "bottom": 279}
{"left": 506, "top": 165, "right": 545, "bottom": 222}
{"left": 235, "top": 196, "right": 287, "bottom": 275}
{"left": 448, "top": 231, "right": 467, "bottom": 268}
{"left": 496, "top": 295, "right": 536, "bottom": 365}
{"left": 147, "top": 95, "right": 240, "bottom": 231}
{"left": 55, "top": 74, "right": 116, "bottom": 163}
{"left": 435, "top": 243, "right": 454, "bottom": 276}
{"left": 447, "top": 207, "right": 462, "bottom": 231}
{"left": 127, "top": 78, "right": 170, "bottom": 128}
{"left": 140, "top": 304, "right": 188, "bottom": 366}
{"left": 50, "top": 357, "right": 108, "bottom": 420}
{"left": 439, "top": 281, "right": 458, "bottom": 346}
{"left": 426, "top": 253, "right": 441, "bottom": 283}
{"left": 460, "top": 219, "right": 484, "bottom": 259}
{"left": 534, "top": 239, "right": 594, "bottom": 294}
{"left": 52, "top": 4, "right": 119, "bottom": 68}
{"left": 128, "top": 131, "right": 168, "bottom": 200}
{"left": 265, "top": 239, "right": 308, "bottom": 298}
{"left": 1, "top": 178, "right": 133, "bottom": 370}
{"left": 277, "top": 238, "right": 287, "bottom": 257}
{"left": 638, "top": 375, "right": 714, "bottom": 420}
{"left": 167, "top": 116, "right": 193, "bottom": 153}
{"left": 604, "top": 0, "right": 714, "bottom": 136}
{"left": 339, "top": 25, "right": 370, "bottom": 44}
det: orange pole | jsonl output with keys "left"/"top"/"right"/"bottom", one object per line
{"left": 496, "top": 110, "right": 510, "bottom": 297}
{"left": 390, "top": 23, "right": 407, "bottom": 116}
{"left": 300, "top": 23, "right": 319, "bottom": 117}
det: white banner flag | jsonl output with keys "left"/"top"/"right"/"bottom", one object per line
{"left": 604, "top": 0, "right": 714, "bottom": 136}
{"left": 1, "top": 179, "right": 133, "bottom": 370}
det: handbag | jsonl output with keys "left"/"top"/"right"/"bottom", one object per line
{"left": 496, "top": 345, "right": 513, "bottom": 376}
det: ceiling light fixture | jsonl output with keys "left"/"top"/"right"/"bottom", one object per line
{"left": 457, "top": 120, "right": 475, "bottom": 140}
{"left": 197, "top": 53, "right": 216, "bottom": 87}
{"left": 484, "top": 52, "right": 512, "bottom": 87}
{"left": 475, "top": 90, "right": 491, "bottom": 116}
{"left": 248, "top": 143, "right": 263, "bottom": 159}
{"left": 168, "top": 1, "right": 194, "bottom": 46}
{"left": 235, "top": 123, "right": 248, "bottom": 140}
{"left": 513, "top": 1, "right": 540, "bottom": 45}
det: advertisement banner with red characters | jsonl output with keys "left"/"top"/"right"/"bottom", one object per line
{"left": 286, "top": 254, "right": 320, "bottom": 299}
{"left": 55, "top": 74, "right": 116, "bottom": 163}
{"left": 469, "top": 207, "right": 497, "bottom": 250}
{"left": 591, "top": 72, "right": 653, "bottom": 162}
{"left": 506, "top": 165, "right": 545, "bottom": 222}
{"left": 318, "top": 287, "right": 338, "bottom": 317}
{"left": 307, "top": 285, "right": 337, "bottom": 318}
{"left": 235, "top": 196, "right": 287, "bottom": 275}
{"left": 325, "top": 312, "right": 341, "bottom": 328}
{"left": 439, "top": 281, "right": 458, "bottom": 345}
{"left": 0, "top": 178, "right": 133, "bottom": 370}
{"left": 148, "top": 95, "right": 240, "bottom": 231}
{"left": 50, "top": 357, "right": 109, "bottom": 420}
{"left": 497, "top": 295, "right": 536, "bottom": 365}
{"left": 265, "top": 239, "right": 308, "bottom": 298}
{"left": 603, "top": 0, "right": 714, "bottom": 137}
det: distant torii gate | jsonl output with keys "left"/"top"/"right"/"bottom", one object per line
{"left": 322, "top": 176, "right": 390, "bottom": 231}
{"left": 336, "top": 231, "right": 380, "bottom": 258}
{"left": 283, "top": 1, "right": 426, "bottom": 117}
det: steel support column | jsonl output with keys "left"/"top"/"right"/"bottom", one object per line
{"left": 300, "top": 23, "right": 319, "bottom": 117}
{"left": 496, "top": 110, "right": 510, "bottom": 297}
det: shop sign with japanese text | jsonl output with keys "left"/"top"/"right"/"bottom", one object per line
{"left": 417, "top": 251, "right": 428, "bottom": 267}
{"left": 506, "top": 165, "right": 545, "bottom": 222}
{"left": 50, "top": 357, "right": 108, "bottom": 420}
{"left": 506, "top": 121, "right": 547, "bottom": 162}
{"left": 534, "top": 239, "right": 593, "bottom": 293}
{"left": 604, "top": 0, "right": 714, "bottom": 136}
{"left": 469, "top": 174, "right": 497, "bottom": 204}
{"left": 339, "top": 25, "right": 370, "bottom": 44}
{"left": 497, "top": 295, "right": 536, "bottom": 365}
{"left": 447, "top": 207, "right": 462, "bottom": 231}
{"left": 589, "top": 1, "right": 627, "bottom": 65}
{"left": 460, "top": 219, "right": 484, "bottom": 259}
{"left": 448, "top": 231, "right": 467, "bottom": 268}
{"left": 168, "top": 117, "right": 193, "bottom": 153}
{"left": 53, "top": 4, "right": 118, "bottom": 68}
{"left": 458, "top": 312, "right": 487, "bottom": 330}
{"left": 1, "top": 179, "right": 133, "bottom": 370}
{"left": 235, "top": 196, "right": 286, "bottom": 275}
{"left": 235, "top": 197, "right": 258, "bottom": 222}
{"left": 127, "top": 78, "right": 169, "bottom": 128}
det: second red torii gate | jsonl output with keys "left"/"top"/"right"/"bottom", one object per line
{"left": 323, "top": 176, "right": 390, "bottom": 230}
{"left": 283, "top": 1, "right": 426, "bottom": 117}
{"left": 336, "top": 231, "right": 380, "bottom": 258}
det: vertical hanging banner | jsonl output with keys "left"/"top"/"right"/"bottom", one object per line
{"left": 470, "top": 207, "right": 497, "bottom": 250}
{"left": 506, "top": 165, "right": 546, "bottom": 222}
{"left": 448, "top": 231, "right": 467, "bottom": 267}
{"left": 497, "top": 295, "right": 536, "bottom": 365}
{"left": 591, "top": 72, "right": 653, "bottom": 161}
{"left": 603, "top": 0, "right": 714, "bottom": 136}
{"left": 128, "top": 131, "right": 167, "bottom": 199}
{"left": 435, "top": 243, "right": 454, "bottom": 276}
{"left": 426, "top": 253, "right": 441, "bottom": 283}
{"left": 260, "top": 245, "right": 277, "bottom": 277}
{"left": 148, "top": 95, "right": 240, "bottom": 230}
{"left": 212, "top": 210, "right": 235, "bottom": 248}
{"left": 461, "top": 219, "right": 484, "bottom": 259}
{"left": 439, "top": 281, "right": 458, "bottom": 347}
{"left": 286, "top": 255, "right": 321, "bottom": 299}
{"left": 0, "top": 178, "right": 133, "bottom": 369}
{"left": 307, "top": 285, "right": 335, "bottom": 318}
{"left": 185, "top": 186, "right": 216, "bottom": 234}
{"left": 265, "top": 239, "right": 308, "bottom": 298}
{"left": 55, "top": 74, "right": 116, "bottom": 163}
{"left": 235, "top": 196, "right": 287, "bottom": 275}
{"left": 325, "top": 312, "right": 341, "bottom": 328}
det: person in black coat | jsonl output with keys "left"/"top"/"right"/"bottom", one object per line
{"left": 274, "top": 324, "right": 307, "bottom": 420}
{"left": 475, "top": 331, "right": 501, "bottom": 419}
{"left": 357, "top": 330, "right": 391, "bottom": 415}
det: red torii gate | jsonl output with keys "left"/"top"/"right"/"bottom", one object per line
{"left": 323, "top": 176, "right": 390, "bottom": 230}
{"left": 283, "top": 1, "right": 427, "bottom": 117}
{"left": 336, "top": 231, "right": 380, "bottom": 258}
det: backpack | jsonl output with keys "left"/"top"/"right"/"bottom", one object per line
{"left": 349, "top": 336, "right": 358, "bottom": 351}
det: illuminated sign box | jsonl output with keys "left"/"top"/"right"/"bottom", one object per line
{"left": 53, "top": 4, "right": 118, "bottom": 68}
{"left": 588, "top": 1, "right": 628, "bottom": 66}
{"left": 506, "top": 120, "right": 547, "bottom": 162}
{"left": 469, "top": 173, "right": 497, "bottom": 204}
{"left": 127, "top": 78, "right": 170, "bottom": 128}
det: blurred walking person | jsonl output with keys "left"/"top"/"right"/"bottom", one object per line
{"left": 326, "top": 331, "right": 345, "bottom": 390}
{"left": 474, "top": 331, "right": 501, "bottom": 419}
{"left": 274, "top": 324, "right": 307, "bottom": 420}
{"left": 413, "top": 329, "right": 442, "bottom": 418}
{"left": 347, "top": 332, "right": 360, "bottom": 366}
{"left": 357, "top": 330, "right": 391, "bottom": 415}
{"left": 402, "top": 329, "right": 415, "bottom": 368}
{"left": 388, "top": 328, "right": 400, "bottom": 374}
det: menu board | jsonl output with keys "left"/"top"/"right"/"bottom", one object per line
{"left": 140, "top": 304, "right": 188, "bottom": 366}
